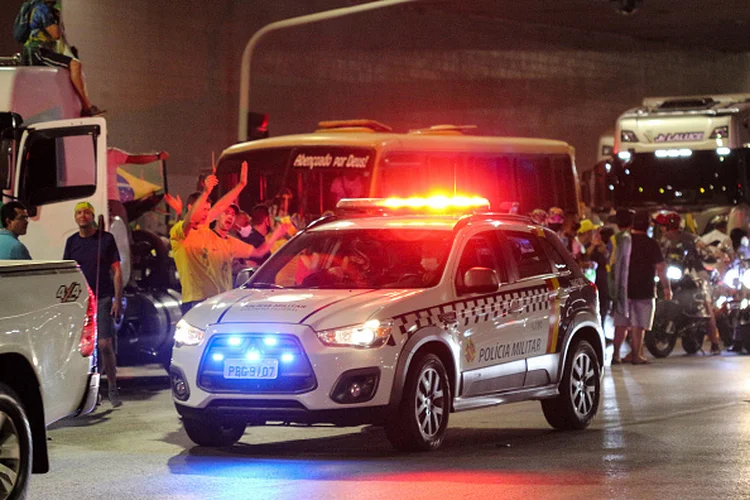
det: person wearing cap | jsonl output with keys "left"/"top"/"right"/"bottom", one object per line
{"left": 170, "top": 162, "right": 291, "bottom": 314}
{"left": 63, "top": 201, "right": 123, "bottom": 407}
{"left": 0, "top": 201, "right": 32, "bottom": 260}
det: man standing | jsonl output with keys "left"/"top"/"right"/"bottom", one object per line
{"left": 63, "top": 202, "right": 123, "bottom": 407}
{"left": 170, "top": 163, "right": 290, "bottom": 314}
{"left": 611, "top": 208, "right": 634, "bottom": 364}
{"left": 244, "top": 204, "right": 273, "bottom": 267}
{"left": 0, "top": 201, "right": 32, "bottom": 259}
{"left": 626, "top": 211, "right": 671, "bottom": 364}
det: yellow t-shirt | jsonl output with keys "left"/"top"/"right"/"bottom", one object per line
{"left": 170, "top": 221, "right": 256, "bottom": 303}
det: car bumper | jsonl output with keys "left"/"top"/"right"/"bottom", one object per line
{"left": 75, "top": 372, "right": 100, "bottom": 416}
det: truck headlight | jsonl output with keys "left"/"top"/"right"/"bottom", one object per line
{"left": 316, "top": 319, "right": 392, "bottom": 348}
{"left": 666, "top": 266, "right": 683, "bottom": 281}
{"left": 174, "top": 319, "right": 205, "bottom": 347}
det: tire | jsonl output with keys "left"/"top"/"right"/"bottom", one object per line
{"left": 542, "top": 340, "right": 601, "bottom": 430}
{"left": 182, "top": 416, "right": 246, "bottom": 447}
{"left": 681, "top": 329, "right": 703, "bottom": 355}
{"left": 644, "top": 330, "right": 677, "bottom": 358}
{"left": 385, "top": 353, "right": 451, "bottom": 452}
{"left": 0, "top": 383, "right": 32, "bottom": 500}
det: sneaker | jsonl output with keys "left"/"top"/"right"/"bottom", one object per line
{"left": 109, "top": 388, "right": 123, "bottom": 408}
{"left": 81, "top": 105, "right": 105, "bottom": 117}
{"left": 710, "top": 343, "right": 721, "bottom": 356}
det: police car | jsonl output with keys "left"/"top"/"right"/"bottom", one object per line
{"left": 170, "top": 196, "right": 604, "bottom": 451}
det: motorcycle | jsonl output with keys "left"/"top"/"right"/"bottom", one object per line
{"left": 645, "top": 255, "right": 712, "bottom": 357}
{"left": 714, "top": 257, "right": 750, "bottom": 354}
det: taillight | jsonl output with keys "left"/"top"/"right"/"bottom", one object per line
{"left": 79, "top": 286, "right": 97, "bottom": 357}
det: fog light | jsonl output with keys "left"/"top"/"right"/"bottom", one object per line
{"left": 331, "top": 368, "right": 380, "bottom": 404}
{"left": 171, "top": 372, "right": 190, "bottom": 401}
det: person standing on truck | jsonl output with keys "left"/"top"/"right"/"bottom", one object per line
{"left": 170, "top": 163, "right": 290, "bottom": 315}
{"left": 63, "top": 202, "right": 123, "bottom": 407}
{"left": 107, "top": 147, "right": 170, "bottom": 222}
{"left": 0, "top": 201, "right": 32, "bottom": 259}
{"left": 22, "top": 0, "right": 102, "bottom": 117}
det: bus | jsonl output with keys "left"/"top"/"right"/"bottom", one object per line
{"left": 607, "top": 94, "right": 750, "bottom": 231}
{"left": 215, "top": 120, "right": 581, "bottom": 221}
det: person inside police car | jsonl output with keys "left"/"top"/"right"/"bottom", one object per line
{"left": 63, "top": 201, "right": 123, "bottom": 407}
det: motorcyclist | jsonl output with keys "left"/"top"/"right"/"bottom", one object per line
{"left": 655, "top": 211, "right": 722, "bottom": 355}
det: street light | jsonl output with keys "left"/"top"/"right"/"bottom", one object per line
{"left": 238, "top": 0, "right": 421, "bottom": 142}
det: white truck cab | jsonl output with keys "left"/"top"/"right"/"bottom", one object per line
{"left": 171, "top": 197, "right": 604, "bottom": 452}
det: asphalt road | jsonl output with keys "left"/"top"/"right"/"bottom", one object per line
{"left": 30, "top": 350, "right": 750, "bottom": 500}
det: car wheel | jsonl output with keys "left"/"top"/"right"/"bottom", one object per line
{"left": 542, "top": 340, "right": 601, "bottom": 430}
{"left": 182, "top": 417, "right": 246, "bottom": 447}
{"left": 385, "top": 352, "right": 450, "bottom": 452}
{"left": 0, "top": 383, "right": 32, "bottom": 500}
{"left": 644, "top": 329, "right": 677, "bottom": 358}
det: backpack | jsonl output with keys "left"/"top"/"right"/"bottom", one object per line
{"left": 13, "top": 0, "right": 44, "bottom": 44}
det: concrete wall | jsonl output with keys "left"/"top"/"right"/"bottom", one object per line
{"left": 2, "top": 1, "right": 749, "bottom": 201}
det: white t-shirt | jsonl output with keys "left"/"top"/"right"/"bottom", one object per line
{"left": 107, "top": 148, "right": 130, "bottom": 201}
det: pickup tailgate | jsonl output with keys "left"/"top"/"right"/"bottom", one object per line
{"left": 0, "top": 260, "right": 96, "bottom": 424}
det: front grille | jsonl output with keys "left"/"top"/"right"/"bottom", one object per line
{"left": 197, "top": 334, "right": 317, "bottom": 394}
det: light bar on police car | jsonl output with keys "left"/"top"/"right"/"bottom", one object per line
{"left": 337, "top": 195, "right": 490, "bottom": 212}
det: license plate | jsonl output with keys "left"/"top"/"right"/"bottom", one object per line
{"left": 223, "top": 359, "right": 279, "bottom": 379}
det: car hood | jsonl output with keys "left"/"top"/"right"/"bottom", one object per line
{"left": 190, "top": 287, "right": 427, "bottom": 331}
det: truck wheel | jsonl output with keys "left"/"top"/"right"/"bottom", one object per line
{"left": 542, "top": 340, "right": 601, "bottom": 430}
{"left": 385, "top": 352, "right": 450, "bottom": 452}
{"left": 0, "top": 383, "right": 32, "bottom": 500}
{"left": 182, "top": 417, "right": 246, "bottom": 447}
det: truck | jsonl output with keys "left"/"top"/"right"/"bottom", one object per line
{"left": 0, "top": 260, "right": 99, "bottom": 498}
{"left": 607, "top": 93, "right": 750, "bottom": 232}
{"left": 0, "top": 63, "right": 181, "bottom": 368}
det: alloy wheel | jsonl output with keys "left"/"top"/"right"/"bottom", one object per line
{"left": 0, "top": 411, "right": 21, "bottom": 497}
{"left": 569, "top": 351, "right": 596, "bottom": 419}
{"left": 415, "top": 367, "right": 445, "bottom": 441}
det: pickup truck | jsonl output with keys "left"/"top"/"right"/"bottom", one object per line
{"left": 0, "top": 260, "right": 99, "bottom": 499}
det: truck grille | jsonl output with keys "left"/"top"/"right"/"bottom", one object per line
{"left": 197, "top": 334, "right": 317, "bottom": 394}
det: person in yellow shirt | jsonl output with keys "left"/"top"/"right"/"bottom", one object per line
{"left": 171, "top": 162, "right": 289, "bottom": 314}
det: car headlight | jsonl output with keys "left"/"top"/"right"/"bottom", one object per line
{"left": 174, "top": 319, "right": 205, "bottom": 347}
{"left": 316, "top": 319, "right": 392, "bottom": 348}
{"left": 666, "top": 265, "right": 683, "bottom": 281}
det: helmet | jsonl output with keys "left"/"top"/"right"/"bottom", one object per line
{"left": 654, "top": 211, "right": 682, "bottom": 231}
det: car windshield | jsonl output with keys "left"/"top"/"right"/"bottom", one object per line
{"left": 249, "top": 228, "right": 454, "bottom": 289}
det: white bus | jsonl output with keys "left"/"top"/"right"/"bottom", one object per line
{"left": 607, "top": 94, "right": 750, "bottom": 230}
{"left": 215, "top": 120, "right": 582, "bottom": 220}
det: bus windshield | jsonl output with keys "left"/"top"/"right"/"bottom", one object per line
{"left": 609, "top": 149, "right": 749, "bottom": 208}
{"left": 216, "top": 146, "right": 375, "bottom": 220}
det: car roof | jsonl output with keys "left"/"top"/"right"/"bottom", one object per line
{"left": 307, "top": 213, "right": 536, "bottom": 232}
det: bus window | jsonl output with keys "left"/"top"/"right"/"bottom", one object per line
{"left": 552, "top": 155, "right": 577, "bottom": 211}
{"left": 515, "top": 156, "right": 550, "bottom": 213}
{"left": 457, "top": 155, "right": 516, "bottom": 208}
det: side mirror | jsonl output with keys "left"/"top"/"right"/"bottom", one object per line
{"left": 234, "top": 267, "right": 256, "bottom": 288}
{"left": 463, "top": 267, "right": 500, "bottom": 295}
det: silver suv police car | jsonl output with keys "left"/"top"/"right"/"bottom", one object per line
{"left": 170, "top": 197, "right": 604, "bottom": 452}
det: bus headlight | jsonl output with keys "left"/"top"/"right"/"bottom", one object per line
{"left": 174, "top": 319, "right": 205, "bottom": 347}
{"left": 316, "top": 320, "right": 392, "bottom": 348}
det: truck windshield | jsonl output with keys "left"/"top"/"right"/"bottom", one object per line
{"left": 249, "top": 228, "right": 453, "bottom": 289}
{"left": 609, "top": 149, "right": 749, "bottom": 207}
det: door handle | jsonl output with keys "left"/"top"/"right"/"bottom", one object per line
{"left": 509, "top": 299, "right": 524, "bottom": 314}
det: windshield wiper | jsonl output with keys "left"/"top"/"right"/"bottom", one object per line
{"left": 250, "top": 282, "right": 285, "bottom": 289}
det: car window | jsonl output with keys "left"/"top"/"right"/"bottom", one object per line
{"left": 538, "top": 237, "right": 570, "bottom": 274}
{"left": 455, "top": 231, "right": 505, "bottom": 290}
{"left": 504, "top": 231, "right": 554, "bottom": 279}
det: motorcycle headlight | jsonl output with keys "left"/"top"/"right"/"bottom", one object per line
{"left": 174, "top": 319, "right": 205, "bottom": 347}
{"left": 741, "top": 270, "right": 750, "bottom": 290}
{"left": 316, "top": 319, "right": 392, "bottom": 348}
{"left": 666, "top": 265, "right": 683, "bottom": 281}
{"left": 723, "top": 268, "right": 741, "bottom": 289}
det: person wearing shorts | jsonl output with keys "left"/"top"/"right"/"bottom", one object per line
{"left": 63, "top": 202, "right": 123, "bottom": 406}
{"left": 23, "top": 0, "right": 102, "bottom": 116}
{"left": 626, "top": 212, "right": 671, "bottom": 364}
